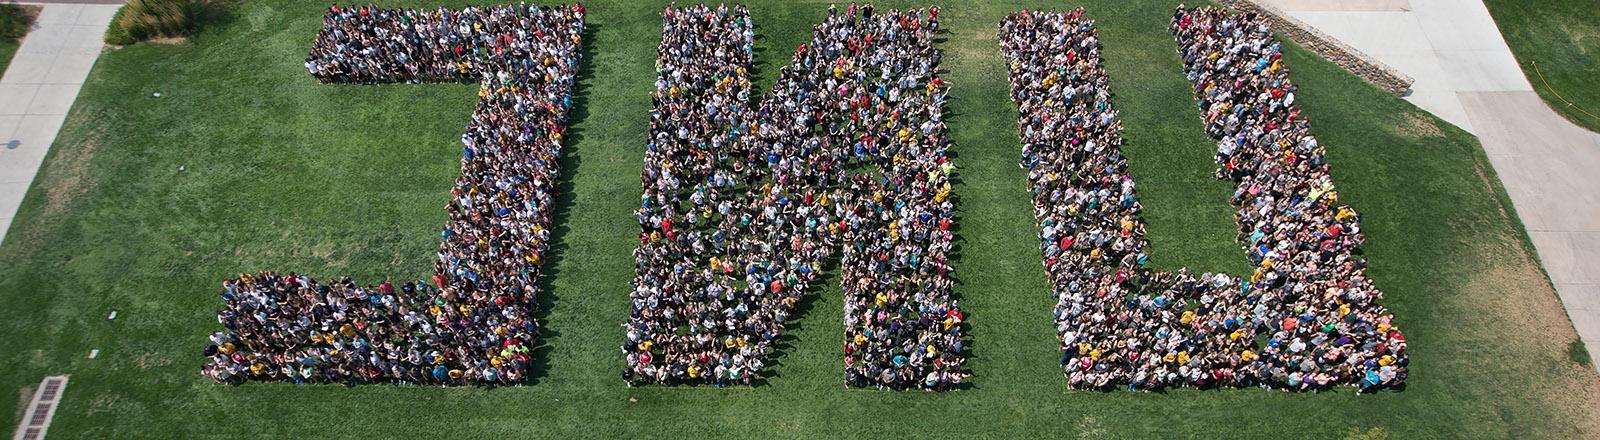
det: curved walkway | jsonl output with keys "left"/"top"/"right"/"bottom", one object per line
{"left": 0, "top": 3, "right": 120, "bottom": 246}
{"left": 1261, "top": 0, "right": 1600, "bottom": 369}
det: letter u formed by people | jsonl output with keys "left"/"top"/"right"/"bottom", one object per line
{"left": 1001, "top": 7, "right": 1406, "bottom": 392}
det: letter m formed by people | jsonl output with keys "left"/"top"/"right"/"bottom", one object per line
{"left": 623, "top": 4, "right": 967, "bottom": 390}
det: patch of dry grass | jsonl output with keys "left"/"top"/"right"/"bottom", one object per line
{"left": 1395, "top": 111, "right": 1444, "bottom": 139}
{"left": 1456, "top": 236, "right": 1600, "bottom": 434}
{"left": 39, "top": 125, "right": 102, "bottom": 218}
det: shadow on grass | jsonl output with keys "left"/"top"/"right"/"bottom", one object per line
{"left": 191, "top": 0, "right": 241, "bottom": 36}
{"left": 524, "top": 21, "right": 602, "bottom": 387}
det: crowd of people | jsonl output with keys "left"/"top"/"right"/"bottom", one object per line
{"left": 1000, "top": 7, "right": 1406, "bottom": 392}
{"left": 624, "top": 3, "right": 966, "bottom": 390}
{"left": 201, "top": 4, "right": 586, "bottom": 385}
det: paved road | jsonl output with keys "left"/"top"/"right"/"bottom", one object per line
{"left": 0, "top": 3, "right": 121, "bottom": 246}
{"left": 1260, "top": 0, "right": 1600, "bottom": 369}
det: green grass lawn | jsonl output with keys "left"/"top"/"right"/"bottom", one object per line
{"left": 0, "top": 5, "right": 34, "bottom": 75}
{"left": 0, "top": 39, "right": 16, "bottom": 75}
{"left": 1, "top": 0, "right": 1597, "bottom": 437}
{"left": 1484, "top": 0, "right": 1600, "bottom": 132}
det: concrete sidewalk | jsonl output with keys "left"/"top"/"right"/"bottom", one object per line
{"left": 0, "top": 3, "right": 120, "bottom": 246}
{"left": 1260, "top": 0, "right": 1600, "bottom": 369}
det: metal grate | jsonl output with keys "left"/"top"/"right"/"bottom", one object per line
{"left": 12, "top": 376, "right": 68, "bottom": 440}
{"left": 37, "top": 382, "right": 58, "bottom": 401}
{"left": 25, "top": 404, "right": 48, "bottom": 427}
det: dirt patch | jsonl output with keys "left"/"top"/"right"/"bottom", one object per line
{"left": 39, "top": 125, "right": 102, "bottom": 218}
{"left": 106, "top": 37, "right": 187, "bottom": 49}
{"left": 146, "top": 36, "right": 189, "bottom": 45}
{"left": 1395, "top": 112, "right": 1444, "bottom": 139}
{"left": 16, "top": 5, "right": 42, "bottom": 23}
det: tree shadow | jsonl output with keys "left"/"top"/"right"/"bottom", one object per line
{"left": 190, "top": 0, "right": 241, "bottom": 38}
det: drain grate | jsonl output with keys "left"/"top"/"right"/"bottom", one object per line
{"left": 13, "top": 376, "right": 68, "bottom": 440}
